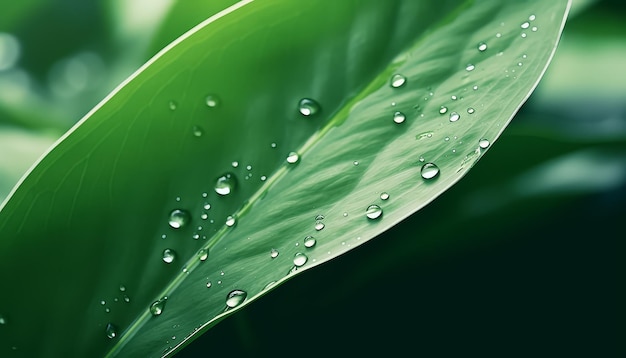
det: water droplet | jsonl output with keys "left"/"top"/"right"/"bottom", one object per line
{"left": 314, "top": 221, "right": 325, "bottom": 231}
{"left": 206, "top": 281, "right": 212, "bottom": 288}
{"left": 286, "top": 152, "right": 300, "bottom": 164}
{"left": 315, "top": 214, "right": 325, "bottom": 220}
{"left": 304, "top": 236, "right": 316, "bottom": 248}
{"left": 467, "top": 107, "right": 475, "bottom": 114}
{"left": 105, "top": 323, "right": 117, "bottom": 339}
{"left": 390, "top": 111, "right": 406, "bottom": 124}
{"left": 518, "top": 62, "right": 523, "bottom": 67}
{"left": 198, "top": 249, "right": 209, "bottom": 261}
{"left": 0, "top": 315, "right": 7, "bottom": 325}
{"left": 293, "top": 253, "right": 308, "bottom": 267}
{"left": 390, "top": 74, "right": 407, "bottom": 88}
{"left": 439, "top": 106, "right": 448, "bottom": 114}
{"left": 473, "top": 85, "right": 479, "bottom": 91}
{"left": 449, "top": 112, "right": 460, "bottom": 122}
{"left": 215, "top": 173, "right": 236, "bottom": 196}
{"left": 444, "top": 136, "right": 450, "bottom": 142}
{"left": 521, "top": 21, "right": 530, "bottom": 29}
{"left": 466, "top": 64, "right": 475, "bottom": 72}
{"left": 521, "top": 33, "right": 527, "bottom": 38}
{"left": 298, "top": 98, "right": 320, "bottom": 116}
{"left": 205, "top": 95, "right": 219, "bottom": 108}
{"left": 366, "top": 204, "right": 383, "bottom": 220}
{"left": 150, "top": 297, "right": 167, "bottom": 316}
{"left": 123, "top": 295, "right": 130, "bottom": 303}
{"left": 496, "top": 32, "right": 502, "bottom": 38}
{"left": 451, "top": 95, "right": 458, "bottom": 100}
{"left": 201, "top": 213, "right": 208, "bottom": 220}
{"left": 531, "top": 26, "right": 538, "bottom": 32}
{"left": 162, "top": 249, "right": 176, "bottom": 264}
{"left": 119, "top": 285, "right": 126, "bottom": 292}
{"left": 421, "top": 163, "right": 440, "bottom": 180}
{"left": 168, "top": 101, "right": 177, "bottom": 111}
{"left": 380, "top": 192, "right": 390, "bottom": 200}
{"left": 225, "top": 290, "right": 247, "bottom": 308}
{"left": 479, "top": 139, "right": 490, "bottom": 149}
{"left": 270, "top": 248, "right": 279, "bottom": 258}
{"left": 225, "top": 215, "right": 236, "bottom": 227}
{"left": 192, "top": 125, "right": 203, "bottom": 137}
{"left": 353, "top": 161, "right": 359, "bottom": 166}
{"left": 477, "top": 42, "right": 488, "bottom": 52}
{"left": 168, "top": 209, "right": 191, "bottom": 229}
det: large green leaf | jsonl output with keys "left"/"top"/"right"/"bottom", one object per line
{"left": 0, "top": 0, "right": 570, "bottom": 356}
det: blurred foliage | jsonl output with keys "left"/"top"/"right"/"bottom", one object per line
{"left": 0, "top": 0, "right": 621, "bottom": 356}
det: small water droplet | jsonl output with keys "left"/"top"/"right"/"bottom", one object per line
{"left": 105, "top": 323, "right": 117, "bottom": 339}
{"left": 353, "top": 161, "right": 359, "bottom": 166}
{"left": 206, "top": 281, "right": 212, "bottom": 288}
{"left": 298, "top": 98, "right": 320, "bottom": 116}
{"left": 496, "top": 32, "right": 502, "bottom": 38}
{"left": 479, "top": 138, "right": 490, "bottom": 149}
{"left": 444, "top": 136, "right": 450, "bottom": 142}
{"left": 393, "top": 111, "right": 406, "bottom": 124}
{"left": 198, "top": 249, "right": 209, "bottom": 261}
{"left": 225, "top": 290, "right": 247, "bottom": 308}
{"left": 439, "top": 106, "right": 448, "bottom": 114}
{"left": 466, "top": 64, "right": 475, "bottom": 72}
{"left": 225, "top": 215, "right": 236, "bottom": 227}
{"left": 473, "top": 85, "right": 479, "bottom": 91}
{"left": 518, "top": 62, "right": 523, "bottom": 67}
{"left": 467, "top": 107, "right": 475, "bottom": 114}
{"left": 215, "top": 173, "right": 237, "bottom": 196}
{"left": 521, "top": 33, "right": 527, "bottom": 38}
{"left": 380, "top": 192, "right": 390, "bottom": 200}
{"left": 390, "top": 74, "right": 407, "bottom": 88}
{"left": 521, "top": 21, "right": 530, "bottom": 29}
{"left": 192, "top": 125, "right": 203, "bottom": 137}
{"left": 477, "top": 42, "right": 488, "bottom": 52}
{"left": 168, "top": 209, "right": 191, "bottom": 229}
{"left": 123, "top": 295, "right": 130, "bottom": 303}
{"left": 421, "top": 163, "right": 440, "bottom": 180}
{"left": 205, "top": 95, "right": 219, "bottom": 108}
{"left": 286, "top": 152, "right": 300, "bottom": 164}
{"left": 304, "top": 236, "right": 316, "bottom": 248}
{"left": 270, "top": 248, "right": 279, "bottom": 258}
{"left": 168, "top": 101, "right": 177, "bottom": 111}
{"left": 531, "top": 26, "right": 538, "bottom": 32}
{"left": 343, "top": 212, "right": 348, "bottom": 217}
{"left": 201, "top": 213, "right": 208, "bottom": 220}
{"left": 314, "top": 221, "right": 325, "bottom": 231}
{"left": 451, "top": 95, "right": 458, "bottom": 101}
{"left": 366, "top": 204, "right": 383, "bottom": 220}
{"left": 293, "top": 252, "right": 308, "bottom": 267}
{"left": 100, "top": 300, "right": 106, "bottom": 306}
{"left": 449, "top": 112, "right": 460, "bottom": 122}
{"left": 419, "top": 156, "right": 425, "bottom": 162}
{"left": 315, "top": 214, "right": 325, "bottom": 220}
{"left": 150, "top": 297, "right": 167, "bottom": 316}
{"left": 162, "top": 249, "right": 176, "bottom": 264}
{"left": 0, "top": 315, "right": 7, "bottom": 325}
{"left": 119, "top": 285, "right": 126, "bottom": 292}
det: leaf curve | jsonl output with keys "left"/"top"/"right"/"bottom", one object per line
{"left": 0, "top": 0, "right": 570, "bottom": 357}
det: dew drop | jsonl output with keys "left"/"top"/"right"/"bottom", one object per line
{"left": 421, "top": 163, "right": 440, "bottom": 180}
{"left": 198, "top": 249, "right": 209, "bottom": 261}
{"left": 225, "top": 215, "right": 236, "bottom": 227}
{"left": 451, "top": 95, "right": 458, "bottom": 101}
{"left": 531, "top": 26, "right": 538, "bottom": 32}
{"left": 205, "top": 95, "right": 219, "bottom": 108}
{"left": 521, "top": 21, "right": 530, "bottom": 29}
{"left": 192, "top": 125, "right": 203, "bottom": 137}
{"left": 353, "top": 161, "right": 359, "bottom": 166}
{"left": 393, "top": 111, "right": 406, "bottom": 124}
{"left": 225, "top": 290, "right": 247, "bottom": 308}
{"left": 298, "top": 98, "right": 320, "bottom": 116}
{"left": 286, "top": 151, "right": 300, "bottom": 164}
{"left": 439, "top": 106, "right": 448, "bottom": 114}
{"left": 168, "top": 209, "right": 191, "bottom": 229}
{"left": 201, "top": 213, "right": 208, "bottom": 220}
{"left": 466, "top": 64, "right": 475, "bottom": 71}
{"left": 390, "top": 74, "right": 407, "bottom": 88}
{"left": 123, "top": 295, "right": 130, "bottom": 303}
{"left": 365, "top": 204, "right": 383, "bottom": 220}
{"left": 479, "top": 138, "right": 490, "bottom": 149}
{"left": 467, "top": 107, "right": 475, "bottom": 114}
{"left": 521, "top": 33, "right": 527, "bottom": 38}
{"left": 473, "top": 85, "right": 479, "bottom": 91}
{"left": 314, "top": 221, "right": 325, "bottom": 231}
{"left": 162, "top": 249, "right": 176, "bottom": 264}
{"left": 449, "top": 112, "right": 460, "bottom": 122}
{"left": 270, "top": 248, "right": 279, "bottom": 258}
{"left": 168, "top": 101, "right": 177, "bottom": 111}
{"left": 119, "top": 285, "right": 126, "bottom": 292}
{"left": 150, "top": 297, "right": 167, "bottom": 316}
{"left": 529, "top": 14, "right": 536, "bottom": 21}
{"left": 293, "top": 252, "right": 308, "bottom": 267}
{"left": 477, "top": 42, "right": 488, "bottom": 52}
{"left": 496, "top": 32, "right": 502, "bottom": 38}
{"left": 206, "top": 281, "right": 212, "bottom": 288}
{"left": 105, "top": 323, "right": 117, "bottom": 339}
{"left": 380, "top": 192, "right": 390, "bottom": 200}
{"left": 304, "top": 236, "right": 316, "bottom": 248}
{"left": 0, "top": 314, "right": 7, "bottom": 325}
{"left": 215, "top": 173, "right": 236, "bottom": 196}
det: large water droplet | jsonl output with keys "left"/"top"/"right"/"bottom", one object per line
{"left": 270, "top": 248, "right": 279, "bottom": 258}
{"left": 421, "top": 163, "right": 440, "bottom": 180}
{"left": 479, "top": 138, "right": 490, "bottom": 149}
{"left": 478, "top": 42, "right": 488, "bottom": 52}
{"left": 198, "top": 249, "right": 209, "bottom": 261}
{"left": 366, "top": 204, "right": 383, "bottom": 220}
{"left": 390, "top": 74, "right": 407, "bottom": 88}
{"left": 215, "top": 173, "right": 236, "bottom": 196}
{"left": 293, "top": 252, "right": 308, "bottom": 267}
{"left": 225, "top": 290, "right": 247, "bottom": 308}
{"left": 286, "top": 152, "right": 300, "bottom": 164}
{"left": 162, "top": 249, "right": 176, "bottom": 264}
{"left": 303, "top": 236, "right": 316, "bottom": 248}
{"left": 393, "top": 111, "right": 406, "bottom": 124}
{"left": 150, "top": 297, "right": 167, "bottom": 316}
{"left": 225, "top": 215, "right": 236, "bottom": 227}
{"left": 298, "top": 98, "right": 320, "bottom": 116}
{"left": 449, "top": 112, "right": 460, "bottom": 122}
{"left": 205, "top": 95, "right": 219, "bottom": 108}
{"left": 168, "top": 209, "right": 191, "bottom": 229}
{"left": 105, "top": 323, "right": 117, "bottom": 339}
{"left": 521, "top": 21, "right": 530, "bottom": 29}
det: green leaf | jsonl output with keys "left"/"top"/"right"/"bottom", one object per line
{"left": 0, "top": 0, "right": 570, "bottom": 357}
